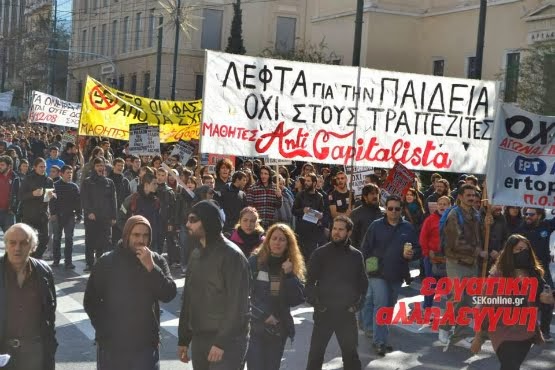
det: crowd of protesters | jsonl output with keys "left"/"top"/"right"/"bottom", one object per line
{"left": 0, "top": 119, "right": 553, "bottom": 370}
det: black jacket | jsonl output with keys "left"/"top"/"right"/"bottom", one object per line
{"left": 156, "top": 183, "right": 176, "bottom": 226}
{"left": 305, "top": 241, "right": 368, "bottom": 312}
{"left": 0, "top": 257, "right": 57, "bottom": 369}
{"left": 175, "top": 188, "right": 194, "bottom": 226}
{"left": 220, "top": 183, "right": 247, "bottom": 232}
{"left": 108, "top": 172, "right": 131, "bottom": 209}
{"left": 178, "top": 236, "right": 250, "bottom": 350}
{"left": 83, "top": 244, "right": 177, "bottom": 350}
{"left": 81, "top": 173, "right": 117, "bottom": 221}
{"left": 350, "top": 203, "right": 384, "bottom": 249}
{"left": 18, "top": 171, "right": 54, "bottom": 219}
{"left": 49, "top": 179, "right": 82, "bottom": 218}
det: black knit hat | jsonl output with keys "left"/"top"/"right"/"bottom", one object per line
{"left": 190, "top": 200, "right": 223, "bottom": 236}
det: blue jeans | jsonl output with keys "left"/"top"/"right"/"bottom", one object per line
{"left": 179, "top": 225, "right": 190, "bottom": 267}
{"left": 53, "top": 216, "right": 75, "bottom": 265}
{"left": 366, "top": 278, "right": 402, "bottom": 345}
{"left": 0, "top": 209, "right": 15, "bottom": 233}
{"left": 423, "top": 257, "right": 437, "bottom": 309}
{"left": 97, "top": 346, "right": 160, "bottom": 370}
{"left": 247, "top": 326, "right": 287, "bottom": 370}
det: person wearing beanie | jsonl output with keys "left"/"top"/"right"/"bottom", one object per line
{"left": 177, "top": 200, "right": 250, "bottom": 369}
{"left": 84, "top": 215, "right": 177, "bottom": 369}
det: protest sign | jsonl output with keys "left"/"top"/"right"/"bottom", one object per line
{"left": 129, "top": 124, "right": 160, "bottom": 156}
{"left": 380, "top": 162, "right": 415, "bottom": 206}
{"left": 0, "top": 90, "right": 14, "bottom": 111}
{"left": 345, "top": 166, "right": 374, "bottom": 196}
{"left": 170, "top": 140, "right": 196, "bottom": 165}
{"left": 201, "top": 51, "right": 499, "bottom": 173}
{"left": 28, "top": 91, "right": 81, "bottom": 128}
{"left": 61, "top": 132, "right": 76, "bottom": 148}
{"left": 486, "top": 104, "right": 555, "bottom": 208}
{"left": 79, "top": 76, "right": 202, "bottom": 142}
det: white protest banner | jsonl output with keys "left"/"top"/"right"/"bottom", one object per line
{"left": 486, "top": 104, "right": 555, "bottom": 208}
{"left": 28, "top": 91, "right": 81, "bottom": 127}
{"left": 129, "top": 124, "right": 160, "bottom": 156}
{"left": 345, "top": 166, "right": 374, "bottom": 196}
{"left": 0, "top": 90, "right": 13, "bottom": 111}
{"left": 201, "top": 51, "right": 499, "bottom": 174}
{"left": 170, "top": 140, "right": 195, "bottom": 165}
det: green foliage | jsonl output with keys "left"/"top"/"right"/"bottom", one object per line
{"left": 259, "top": 39, "right": 342, "bottom": 65}
{"left": 516, "top": 40, "right": 555, "bottom": 115}
{"left": 225, "top": 0, "right": 246, "bottom": 55}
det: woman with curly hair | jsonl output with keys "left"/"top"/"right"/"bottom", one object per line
{"left": 228, "top": 207, "right": 265, "bottom": 257}
{"left": 247, "top": 223, "right": 305, "bottom": 370}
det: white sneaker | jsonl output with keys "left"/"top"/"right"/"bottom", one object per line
{"left": 452, "top": 337, "right": 473, "bottom": 350}
{"left": 438, "top": 329, "right": 450, "bottom": 344}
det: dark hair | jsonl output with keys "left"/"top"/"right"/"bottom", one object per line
{"left": 0, "top": 155, "right": 13, "bottom": 167}
{"left": 431, "top": 173, "right": 442, "bottom": 182}
{"left": 150, "top": 155, "right": 162, "bottom": 166}
{"left": 215, "top": 158, "right": 234, "bottom": 177}
{"left": 465, "top": 175, "right": 478, "bottom": 186}
{"left": 523, "top": 207, "right": 546, "bottom": 220}
{"left": 458, "top": 183, "right": 476, "bottom": 196}
{"left": 362, "top": 183, "right": 379, "bottom": 197}
{"left": 60, "top": 165, "right": 73, "bottom": 173}
{"left": 403, "top": 187, "right": 424, "bottom": 214}
{"left": 305, "top": 172, "right": 317, "bottom": 184}
{"left": 65, "top": 142, "right": 76, "bottom": 151}
{"left": 333, "top": 215, "right": 353, "bottom": 231}
{"left": 142, "top": 172, "right": 156, "bottom": 184}
{"left": 259, "top": 165, "right": 273, "bottom": 182}
{"left": 129, "top": 154, "right": 140, "bottom": 162}
{"left": 202, "top": 174, "right": 214, "bottom": 182}
{"left": 113, "top": 157, "right": 125, "bottom": 166}
{"left": 33, "top": 158, "right": 46, "bottom": 167}
{"left": 437, "top": 178, "right": 451, "bottom": 194}
{"left": 92, "top": 157, "right": 105, "bottom": 166}
{"left": 385, "top": 195, "right": 402, "bottom": 207}
{"left": 493, "top": 234, "right": 544, "bottom": 278}
{"left": 232, "top": 171, "right": 246, "bottom": 182}
{"left": 49, "top": 146, "right": 59, "bottom": 152}
{"left": 50, "top": 165, "right": 61, "bottom": 172}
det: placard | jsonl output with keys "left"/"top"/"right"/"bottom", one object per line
{"left": 380, "top": 162, "right": 415, "bottom": 206}
{"left": 486, "top": 104, "right": 555, "bottom": 208}
{"left": 28, "top": 91, "right": 81, "bottom": 127}
{"left": 129, "top": 124, "right": 160, "bottom": 156}
{"left": 170, "top": 140, "right": 196, "bottom": 165}
{"left": 201, "top": 51, "right": 499, "bottom": 173}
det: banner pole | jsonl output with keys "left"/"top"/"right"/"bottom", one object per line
{"left": 481, "top": 180, "right": 491, "bottom": 278}
{"left": 348, "top": 66, "right": 362, "bottom": 193}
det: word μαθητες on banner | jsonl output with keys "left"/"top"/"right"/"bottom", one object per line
{"left": 200, "top": 51, "right": 500, "bottom": 174}
{"left": 79, "top": 76, "right": 202, "bottom": 143}
{"left": 28, "top": 91, "right": 81, "bottom": 128}
{"left": 486, "top": 104, "right": 555, "bottom": 208}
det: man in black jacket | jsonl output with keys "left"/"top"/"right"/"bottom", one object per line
{"left": 84, "top": 215, "right": 177, "bottom": 369}
{"left": 350, "top": 184, "right": 384, "bottom": 249}
{"left": 293, "top": 173, "right": 325, "bottom": 261}
{"left": 0, "top": 223, "right": 57, "bottom": 370}
{"left": 108, "top": 158, "right": 131, "bottom": 247}
{"left": 220, "top": 171, "right": 248, "bottom": 234}
{"left": 177, "top": 200, "right": 250, "bottom": 370}
{"left": 18, "top": 158, "right": 54, "bottom": 258}
{"left": 305, "top": 215, "right": 368, "bottom": 370}
{"left": 81, "top": 158, "right": 117, "bottom": 272}
{"left": 49, "top": 165, "right": 82, "bottom": 269}
{"left": 155, "top": 167, "right": 178, "bottom": 264}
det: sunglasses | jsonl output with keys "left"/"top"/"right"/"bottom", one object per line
{"left": 387, "top": 207, "right": 402, "bottom": 212}
{"left": 187, "top": 215, "right": 200, "bottom": 223}
{"left": 524, "top": 213, "right": 536, "bottom": 217}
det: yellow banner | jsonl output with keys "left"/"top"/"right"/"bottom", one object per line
{"left": 79, "top": 76, "right": 202, "bottom": 143}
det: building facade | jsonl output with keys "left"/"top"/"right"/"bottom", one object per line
{"left": 68, "top": 0, "right": 554, "bottom": 105}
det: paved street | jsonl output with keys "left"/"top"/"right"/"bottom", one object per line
{"left": 1, "top": 224, "right": 554, "bottom": 369}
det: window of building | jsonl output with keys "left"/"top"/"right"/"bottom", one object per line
{"left": 122, "top": 16, "right": 129, "bottom": 53}
{"left": 77, "top": 81, "right": 83, "bottom": 102}
{"left": 201, "top": 9, "right": 223, "bottom": 50}
{"left": 81, "top": 29, "right": 87, "bottom": 61}
{"left": 118, "top": 75, "right": 125, "bottom": 90}
{"left": 103, "top": 0, "right": 108, "bottom": 6}
{"left": 93, "top": 0, "right": 99, "bottom": 10}
{"left": 83, "top": 0, "right": 88, "bottom": 13}
{"left": 91, "top": 26, "right": 97, "bottom": 56}
{"left": 111, "top": 20, "right": 118, "bottom": 55}
{"left": 433, "top": 59, "right": 444, "bottom": 76}
{"left": 466, "top": 56, "right": 477, "bottom": 78}
{"left": 143, "top": 72, "right": 151, "bottom": 97}
{"left": 147, "top": 9, "right": 156, "bottom": 48}
{"left": 504, "top": 52, "right": 520, "bottom": 103}
{"left": 130, "top": 74, "right": 137, "bottom": 94}
{"left": 100, "top": 24, "right": 107, "bottom": 55}
{"left": 275, "top": 17, "right": 296, "bottom": 54}
{"left": 195, "top": 75, "right": 204, "bottom": 99}
{"left": 135, "top": 12, "right": 142, "bottom": 50}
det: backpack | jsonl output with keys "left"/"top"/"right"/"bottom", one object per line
{"left": 439, "top": 205, "right": 480, "bottom": 254}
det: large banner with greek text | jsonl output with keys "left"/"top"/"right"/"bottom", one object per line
{"left": 79, "top": 76, "right": 202, "bottom": 142}
{"left": 201, "top": 51, "right": 499, "bottom": 173}
{"left": 486, "top": 104, "right": 555, "bottom": 208}
{"left": 28, "top": 91, "right": 81, "bottom": 128}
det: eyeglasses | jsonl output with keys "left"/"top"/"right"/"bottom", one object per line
{"left": 387, "top": 207, "right": 401, "bottom": 212}
{"left": 187, "top": 215, "right": 200, "bottom": 224}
